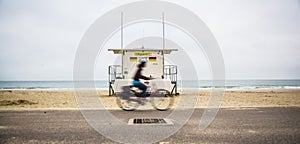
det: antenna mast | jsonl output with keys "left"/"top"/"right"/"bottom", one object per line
{"left": 162, "top": 12, "right": 165, "bottom": 78}
{"left": 162, "top": 12, "right": 165, "bottom": 50}
{"left": 121, "top": 12, "right": 123, "bottom": 49}
{"left": 142, "top": 29, "right": 144, "bottom": 49}
{"left": 121, "top": 12, "right": 124, "bottom": 78}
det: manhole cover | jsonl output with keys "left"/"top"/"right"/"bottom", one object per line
{"left": 128, "top": 118, "right": 174, "bottom": 125}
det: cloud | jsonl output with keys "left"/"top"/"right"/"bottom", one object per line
{"left": 0, "top": 0, "right": 299, "bottom": 80}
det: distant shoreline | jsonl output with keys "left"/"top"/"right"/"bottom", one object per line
{"left": 0, "top": 89, "right": 299, "bottom": 110}
{"left": 1, "top": 80, "right": 300, "bottom": 90}
{"left": 1, "top": 87, "right": 300, "bottom": 91}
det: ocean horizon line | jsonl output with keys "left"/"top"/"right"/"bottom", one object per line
{"left": 1, "top": 79, "right": 300, "bottom": 81}
{"left": 0, "top": 79, "right": 300, "bottom": 90}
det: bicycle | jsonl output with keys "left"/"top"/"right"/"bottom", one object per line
{"left": 115, "top": 80, "right": 175, "bottom": 111}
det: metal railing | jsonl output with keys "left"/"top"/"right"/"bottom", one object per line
{"left": 164, "top": 65, "right": 177, "bottom": 82}
{"left": 108, "top": 65, "right": 122, "bottom": 96}
{"left": 164, "top": 65, "right": 178, "bottom": 94}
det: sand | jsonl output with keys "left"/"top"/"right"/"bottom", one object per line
{"left": 0, "top": 89, "right": 299, "bottom": 110}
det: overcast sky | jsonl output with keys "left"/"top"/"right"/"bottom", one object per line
{"left": 0, "top": 0, "right": 300, "bottom": 80}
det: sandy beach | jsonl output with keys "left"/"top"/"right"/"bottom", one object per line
{"left": 1, "top": 89, "right": 299, "bottom": 110}
{"left": 0, "top": 89, "right": 299, "bottom": 110}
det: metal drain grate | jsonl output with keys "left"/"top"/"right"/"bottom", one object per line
{"left": 134, "top": 118, "right": 166, "bottom": 124}
{"left": 128, "top": 118, "right": 173, "bottom": 125}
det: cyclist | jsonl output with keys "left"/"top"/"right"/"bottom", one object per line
{"left": 132, "top": 61, "right": 153, "bottom": 103}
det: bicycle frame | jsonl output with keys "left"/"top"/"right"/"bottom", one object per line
{"left": 116, "top": 80, "right": 174, "bottom": 111}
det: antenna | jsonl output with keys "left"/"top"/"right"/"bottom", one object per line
{"left": 121, "top": 12, "right": 123, "bottom": 50}
{"left": 142, "top": 29, "right": 144, "bottom": 49}
{"left": 162, "top": 12, "right": 165, "bottom": 78}
{"left": 162, "top": 12, "right": 165, "bottom": 50}
{"left": 121, "top": 12, "right": 124, "bottom": 78}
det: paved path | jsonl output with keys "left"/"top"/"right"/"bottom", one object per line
{"left": 0, "top": 107, "right": 299, "bottom": 143}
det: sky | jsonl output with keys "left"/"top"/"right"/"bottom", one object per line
{"left": 0, "top": 0, "right": 300, "bottom": 80}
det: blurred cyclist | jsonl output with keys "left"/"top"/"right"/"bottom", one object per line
{"left": 132, "top": 61, "right": 152, "bottom": 102}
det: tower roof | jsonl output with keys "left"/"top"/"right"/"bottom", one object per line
{"left": 108, "top": 48, "right": 178, "bottom": 54}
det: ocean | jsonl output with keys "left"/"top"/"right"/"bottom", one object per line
{"left": 0, "top": 80, "right": 300, "bottom": 90}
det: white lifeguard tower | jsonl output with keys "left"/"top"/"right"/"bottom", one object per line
{"left": 108, "top": 48, "right": 178, "bottom": 96}
{"left": 107, "top": 13, "right": 178, "bottom": 96}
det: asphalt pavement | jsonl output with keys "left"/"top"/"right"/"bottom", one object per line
{"left": 0, "top": 107, "right": 299, "bottom": 144}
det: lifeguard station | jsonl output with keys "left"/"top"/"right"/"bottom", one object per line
{"left": 108, "top": 48, "right": 178, "bottom": 96}
{"left": 107, "top": 13, "right": 178, "bottom": 96}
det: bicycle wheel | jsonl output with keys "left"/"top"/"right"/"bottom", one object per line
{"left": 116, "top": 92, "right": 139, "bottom": 111}
{"left": 151, "top": 89, "right": 174, "bottom": 111}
